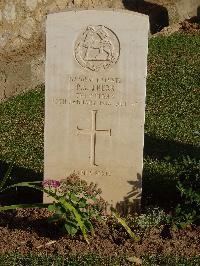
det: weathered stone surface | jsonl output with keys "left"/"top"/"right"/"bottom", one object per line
{"left": 0, "top": 10, "right": 2, "bottom": 22}
{"left": 44, "top": 10, "right": 149, "bottom": 212}
{"left": 31, "top": 55, "right": 45, "bottom": 83}
{"left": 26, "top": 0, "right": 38, "bottom": 11}
{"left": 2, "top": 2, "right": 16, "bottom": 22}
{"left": 0, "top": 33, "right": 10, "bottom": 48}
{"left": 175, "top": 0, "right": 200, "bottom": 20}
{"left": 20, "top": 18, "right": 36, "bottom": 39}
{"left": 55, "top": 0, "right": 68, "bottom": 9}
{"left": 8, "top": 37, "right": 23, "bottom": 50}
{"left": 0, "top": 42, "right": 44, "bottom": 102}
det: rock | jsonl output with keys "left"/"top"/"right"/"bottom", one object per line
{"left": 127, "top": 256, "right": 142, "bottom": 265}
{"left": 35, "top": 9, "right": 44, "bottom": 22}
{"left": 31, "top": 55, "right": 45, "bottom": 84}
{"left": 55, "top": 0, "right": 68, "bottom": 9}
{"left": 46, "top": 2, "right": 59, "bottom": 13}
{"left": 3, "top": 2, "right": 16, "bottom": 22}
{"left": 73, "top": 0, "right": 83, "bottom": 7}
{"left": 0, "top": 33, "right": 11, "bottom": 48}
{"left": 26, "top": 0, "right": 38, "bottom": 11}
{"left": 8, "top": 37, "right": 23, "bottom": 51}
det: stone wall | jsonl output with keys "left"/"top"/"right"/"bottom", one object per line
{"left": 0, "top": 0, "right": 123, "bottom": 53}
{"left": 0, "top": 0, "right": 199, "bottom": 101}
{"left": 0, "top": 0, "right": 123, "bottom": 101}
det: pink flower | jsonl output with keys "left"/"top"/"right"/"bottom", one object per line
{"left": 42, "top": 180, "right": 60, "bottom": 188}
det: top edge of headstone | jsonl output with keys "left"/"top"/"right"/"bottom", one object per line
{"left": 47, "top": 8, "right": 149, "bottom": 21}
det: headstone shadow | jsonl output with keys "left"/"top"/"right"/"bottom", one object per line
{"left": 142, "top": 134, "right": 200, "bottom": 210}
{"left": 116, "top": 173, "right": 142, "bottom": 215}
{"left": 0, "top": 210, "right": 63, "bottom": 239}
{"left": 144, "top": 134, "right": 200, "bottom": 161}
{"left": 0, "top": 160, "right": 43, "bottom": 205}
{"left": 123, "top": 0, "right": 169, "bottom": 33}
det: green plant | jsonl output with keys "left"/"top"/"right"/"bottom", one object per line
{"left": 169, "top": 157, "right": 200, "bottom": 228}
{"left": 45, "top": 175, "right": 107, "bottom": 238}
{"left": 129, "top": 207, "right": 168, "bottom": 230}
{"left": 0, "top": 173, "right": 140, "bottom": 243}
{"left": 0, "top": 176, "right": 107, "bottom": 243}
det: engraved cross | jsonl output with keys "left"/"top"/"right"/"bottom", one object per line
{"left": 77, "top": 110, "right": 111, "bottom": 166}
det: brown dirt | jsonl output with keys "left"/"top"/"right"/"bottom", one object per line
{"left": 0, "top": 209, "right": 200, "bottom": 257}
{"left": 180, "top": 19, "right": 200, "bottom": 35}
{"left": 156, "top": 17, "right": 200, "bottom": 36}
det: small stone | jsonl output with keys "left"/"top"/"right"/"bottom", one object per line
{"left": 127, "top": 256, "right": 142, "bottom": 265}
{"left": 26, "top": 0, "right": 38, "bottom": 11}
{"left": 55, "top": 0, "right": 68, "bottom": 9}
{"left": 20, "top": 17, "right": 36, "bottom": 39}
{"left": 46, "top": 2, "right": 59, "bottom": 13}
{"left": 0, "top": 33, "right": 11, "bottom": 48}
{"left": 35, "top": 9, "right": 44, "bottom": 22}
{"left": 3, "top": 2, "right": 16, "bottom": 22}
{"left": 67, "top": 1, "right": 74, "bottom": 8}
{"left": 9, "top": 37, "right": 23, "bottom": 50}
{"left": 73, "top": 0, "right": 83, "bottom": 7}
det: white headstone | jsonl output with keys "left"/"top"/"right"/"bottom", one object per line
{"left": 44, "top": 10, "right": 149, "bottom": 213}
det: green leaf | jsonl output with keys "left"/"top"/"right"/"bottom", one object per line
{"left": 0, "top": 203, "right": 49, "bottom": 211}
{"left": 90, "top": 196, "right": 97, "bottom": 201}
{"left": 55, "top": 206, "right": 66, "bottom": 215}
{"left": 64, "top": 222, "right": 78, "bottom": 236}
{"left": 47, "top": 214, "right": 62, "bottom": 224}
{"left": 59, "top": 197, "right": 89, "bottom": 244}
{"left": 78, "top": 198, "right": 87, "bottom": 208}
{"left": 70, "top": 193, "right": 79, "bottom": 204}
{"left": 47, "top": 204, "right": 58, "bottom": 212}
{"left": 3, "top": 181, "right": 59, "bottom": 200}
{"left": 84, "top": 220, "right": 94, "bottom": 235}
{"left": 47, "top": 203, "right": 65, "bottom": 215}
{"left": 111, "top": 208, "right": 140, "bottom": 242}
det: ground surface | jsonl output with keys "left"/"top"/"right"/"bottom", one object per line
{"left": 0, "top": 208, "right": 200, "bottom": 258}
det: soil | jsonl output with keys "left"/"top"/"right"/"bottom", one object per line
{"left": 0, "top": 208, "right": 200, "bottom": 257}
{"left": 155, "top": 17, "right": 200, "bottom": 36}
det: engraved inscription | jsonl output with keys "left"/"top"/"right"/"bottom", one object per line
{"left": 74, "top": 25, "right": 120, "bottom": 71}
{"left": 51, "top": 75, "right": 140, "bottom": 108}
{"left": 77, "top": 110, "right": 111, "bottom": 166}
{"left": 68, "top": 74, "right": 127, "bottom": 107}
{"left": 72, "top": 169, "right": 111, "bottom": 176}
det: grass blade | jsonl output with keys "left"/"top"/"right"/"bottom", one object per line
{"left": 0, "top": 203, "right": 49, "bottom": 211}
{"left": 0, "top": 162, "right": 13, "bottom": 192}
{"left": 112, "top": 209, "right": 140, "bottom": 242}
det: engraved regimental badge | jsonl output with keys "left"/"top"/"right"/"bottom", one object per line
{"left": 74, "top": 25, "right": 120, "bottom": 72}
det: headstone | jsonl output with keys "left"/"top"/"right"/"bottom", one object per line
{"left": 44, "top": 10, "right": 149, "bottom": 213}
